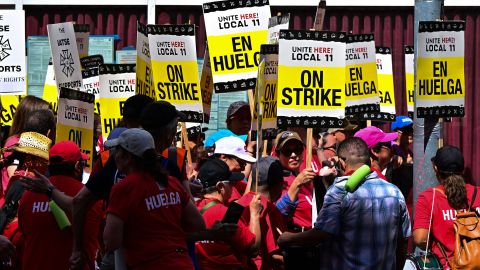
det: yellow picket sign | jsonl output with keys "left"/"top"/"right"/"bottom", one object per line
{"left": 98, "top": 64, "right": 136, "bottom": 139}
{"left": 43, "top": 62, "right": 59, "bottom": 113}
{"left": 148, "top": 24, "right": 203, "bottom": 123}
{"left": 81, "top": 68, "right": 101, "bottom": 115}
{"left": 405, "top": 46, "right": 414, "bottom": 113}
{"left": 252, "top": 44, "right": 278, "bottom": 130}
{"left": 376, "top": 47, "right": 396, "bottom": 117}
{"left": 74, "top": 24, "right": 90, "bottom": 59}
{"left": 416, "top": 21, "right": 465, "bottom": 118}
{"left": 277, "top": 30, "right": 346, "bottom": 128}
{"left": 56, "top": 88, "right": 94, "bottom": 172}
{"left": 0, "top": 95, "right": 20, "bottom": 126}
{"left": 200, "top": 47, "right": 214, "bottom": 123}
{"left": 416, "top": 57, "right": 465, "bottom": 100}
{"left": 136, "top": 22, "right": 155, "bottom": 100}
{"left": 344, "top": 34, "right": 380, "bottom": 115}
{"left": 203, "top": 0, "right": 271, "bottom": 92}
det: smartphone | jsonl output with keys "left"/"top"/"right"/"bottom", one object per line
{"left": 222, "top": 202, "right": 245, "bottom": 224}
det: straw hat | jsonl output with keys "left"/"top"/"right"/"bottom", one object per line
{"left": 11, "top": 132, "right": 52, "bottom": 160}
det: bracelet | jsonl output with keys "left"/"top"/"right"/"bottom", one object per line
{"left": 46, "top": 186, "right": 55, "bottom": 199}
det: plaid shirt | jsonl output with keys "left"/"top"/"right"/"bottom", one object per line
{"left": 314, "top": 172, "right": 411, "bottom": 270}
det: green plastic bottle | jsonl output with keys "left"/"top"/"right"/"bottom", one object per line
{"left": 345, "top": 164, "right": 371, "bottom": 192}
{"left": 49, "top": 200, "right": 71, "bottom": 230}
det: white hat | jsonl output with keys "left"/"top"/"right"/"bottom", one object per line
{"left": 214, "top": 136, "right": 256, "bottom": 163}
{"left": 104, "top": 128, "right": 154, "bottom": 157}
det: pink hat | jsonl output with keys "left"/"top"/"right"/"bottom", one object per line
{"left": 354, "top": 126, "right": 398, "bottom": 149}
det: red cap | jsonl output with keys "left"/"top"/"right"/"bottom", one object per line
{"left": 49, "top": 141, "right": 89, "bottom": 163}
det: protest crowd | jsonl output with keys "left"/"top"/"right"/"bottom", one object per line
{"left": 0, "top": 93, "right": 472, "bottom": 270}
{"left": 0, "top": 0, "right": 475, "bottom": 269}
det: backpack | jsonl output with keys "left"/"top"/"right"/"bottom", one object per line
{"left": 449, "top": 187, "right": 480, "bottom": 270}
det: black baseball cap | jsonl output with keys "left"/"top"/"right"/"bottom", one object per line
{"left": 197, "top": 159, "right": 245, "bottom": 189}
{"left": 140, "top": 101, "right": 186, "bottom": 130}
{"left": 227, "top": 101, "right": 249, "bottom": 119}
{"left": 252, "top": 156, "right": 285, "bottom": 187}
{"left": 123, "top": 95, "right": 154, "bottom": 121}
{"left": 432, "top": 145, "right": 464, "bottom": 173}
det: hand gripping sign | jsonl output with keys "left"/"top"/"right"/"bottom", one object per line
{"left": 344, "top": 34, "right": 380, "bottom": 116}
{"left": 277, "top": 30, "right": 347, "bottom": 128}
{"left": 98, "top": 64, "right": 136, "bottom": 139}
{"left": 47, "top": 22, "right": 83, "bottom": 91}
{"left": 56, "top": 88, "right": 94, "bottom": 172}
{"left": 136, "top": 22, "right": 155, "bottom": 100}
{"left": 416, "top": 21, "right": 465, "bottom": 118}
{"left": 203, "top": 0, "right": 271, "bottom": 93}
{"left": 148, "top": 24, "right": 203, "bottom": 123}
{"left": 0, "top": 10, "right": 26, "bottom": 95}
{"left": 405, "top": 46, "right": 414, "bottom": 115}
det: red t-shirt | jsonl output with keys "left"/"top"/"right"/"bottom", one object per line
{"left": 107, "top": 173, "right": 193, "bottom": 270}
{"left": 195, "top": 198, "right": 255, "bottom": 270}
{"left": 18, "top": 175, "right": 103, "bottom": 270}
{"left": 237, "top": 192, "right": 286, "bottom": 270}
{"left": 281, "top": 174, "right": 313, "bottom": 229}
{"left": 230, "top": 181, "right": 247, "bottom": 202}
{"left": 414, "top": 184, "right": 480, "bottom": 269}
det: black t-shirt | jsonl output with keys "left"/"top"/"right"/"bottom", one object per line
{"left": 85, "top": 154, "right": 184, "bottom": 201}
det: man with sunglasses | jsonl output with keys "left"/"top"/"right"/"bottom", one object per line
{"left": 354, "top": 126, "right": 399, "bottom": 180}
{"left": 274, "top": 131, "right": 316, "bottom": 231}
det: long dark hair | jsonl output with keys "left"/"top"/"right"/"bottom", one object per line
{"left": 440, "top": 172, "right": 468, "bottom": 210}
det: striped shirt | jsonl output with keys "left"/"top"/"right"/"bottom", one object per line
{"left": 314, "top": 172, "right": 411, "bottom": 270}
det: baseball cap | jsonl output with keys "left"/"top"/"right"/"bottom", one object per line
{"left": 197, "top": 159, "right": 245, "bottom": 189}
{"left": 104, "top": 128, "right": 154, "bottom": 157}
{"left": 107, "top": 127, "right": 127, "bottom": 140}
{"left": 252, "top": 156, "right": 284, "bottom": 187}
{"left": 140, "top": 101, "right": 186, "bottom": 130}
{"left": 122, "top": 95, "right": 154, "bottom": 121}
{"left": 227, "top": 101, "right": 249, "bottom": 119}
{"left": 392, "top": 116, "right": 413, "bottom": 131}
{"left": 432, "top": 145, "right": 464, "bottom": 173}
{"left": 354, "top": 126, "right": 398, "bottom": 149}
{"left": 204, "top": 129, "right": 248, "bottom": 148}
{"left": 275, "top": 131, "right": 303, "bottom": 152}
{"left": 49, "top": 141, "right": 88, "bottom": 164}
{"left": 214, "top": 136, "right": 256, "bottom": 163}
{"left": 327, "top": 120, "right": 358, "bottom": 134}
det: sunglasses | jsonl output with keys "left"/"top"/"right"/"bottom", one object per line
{"left": 375, "top": 142, "right": 392, "bottom": 150}
{"left": 281, "top": 146, "right": 303, "bottom": 157}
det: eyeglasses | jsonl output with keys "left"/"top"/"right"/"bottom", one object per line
{"left": 375, "top": 142, "right": 392, "bottom": 151}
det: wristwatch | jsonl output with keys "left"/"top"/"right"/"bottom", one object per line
{"left": 46, "top": 186, "right": 55, "bottom": 199}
